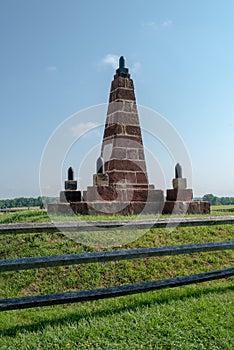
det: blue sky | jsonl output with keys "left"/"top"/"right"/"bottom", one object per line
{"left": 0, "top": 0, "right": 234, "bottom": 199}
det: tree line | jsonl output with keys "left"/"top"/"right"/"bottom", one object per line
{"left": 202, "top": 194, "right": 234, "bottom": 206}
{"left": 0, "top": 195, "right": 233, "bottom": 209}
{"left": 0, "top": 197, "right": 58, "bottom": 209}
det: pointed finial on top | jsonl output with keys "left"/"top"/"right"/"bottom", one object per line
{"left": 175, "top": 163, "right": 182, "bottom": 178}
{"left": 97, "top": 156, "right": 104, "bottom": 174}
{"left": 68, "top": 167, "right": 74, "bottom": 181}
{"left": 119, "top": 56, "right": 125, "bottom": 69}
{"left": 116, "top": 56, "right": 129, "bottom": 77}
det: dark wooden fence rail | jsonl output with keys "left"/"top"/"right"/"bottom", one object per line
{"left": 0, "top": 241, "right": 233, "bottom": 273}
{"left": 1, "top": 218, "right": 234, "bottom": 311}
{"left": 1, "top": 215, "right": 234, "bottom": 235}
{"left": 1, "top": 268, "right": 233, "bottom": 311}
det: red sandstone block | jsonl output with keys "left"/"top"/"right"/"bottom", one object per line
{"left": 107, "top": 101, "right": 124, "bottom": 114}
{"left": 86, "top": 186, "right": 119, "bottom": 201}
{"left": 104, "top": 124, "right": 123, "bottom": 138}
{"left": 166, "top": 189, "right": 193, "bottom": 201}
{"left": 109, "top": 88, "right": 135, "bottom": 102}
{"left": 107, "top": 159, "right": 146, "bottom": 172}
{"left": 188, "top": 202, "right": 200, "bottom": 214}
{"left": 124, "top": 101, "right": 137, "bottom": 113}
{"left": 125, "top": 189, "right": 148, "bottom": 202}
{"left": 135, "top": 161, "right": 147, "bottom": 172}
{"left": 136, "top": 172, "right": 148, "bottom": 184}
{"left": 60, "top": 191, "right": 81, "bottom": 203}
{"left": 70, "top": 202, "right": 89, "bottom": 215}
{"left": 102, "top": 139, "right": 113, "bottom": 150}
{"left": 110, "top": 112, "right": 139, "bottom": 125}
{"left": 82, "top": 190, "right": 87, "bottom": 201}
{"left": 125, "top": 79, "right": 134, "bottom": 89}
{"left": 200, "top": 201, "right": 210, "bottom": 214}
{"left": 110, "top": 77, "right": 134, "bottom": 90}
{"left": 111, "top": 147, "right": 127, "bottom": 159}
{"left": 129, "top": 189, "right": 164, "bottom": 202}
{"left": 130, "top": 201, "right": 146, "bottom": 214}
{"left": 148, "top": 189, "right": 164, "bottom": 202}
{"left": 127, "top": 149, "right": 138, "bottom": 159}
{"left": 119, "top": 88, "right": 135, "bottom": 100}
{"left": 113, "top": 135, "right": 143, "bottom": 148}
{"left": 108, "top": 171, "right": 137, "bottom": 185}
{"left": 88, "top": 202, "right": 131, "bottom": 216}
{"left": 115, "top": 183, "right": 152, "bottom": 189}
{"left": 138, "top": 148, "right": 145, "bottom": 160}
{"left": 163, "top": 201, "right": 189, "bottom": 215}
{"left": 130, "top": 201, "right": 164, "bottom": 215}
{"left": 109, "top": 92, "right": 116, "bottom": 103}
{"left": 98, "top": 186, "right": 119, "bottom": 201}
{"left": 125, "top": 125, "right": 141, "bottom": 137}
{"left": 187, "top": 201, "right": 210, "bottom": 214}
{"left": 144, "top": 201, "right": 164, "bottom": 214}
{"left": 123, "top": 172, "right": 138, "bottom": 183}
{"left": 111, "top": 76, "right": 126, "bottom": 89}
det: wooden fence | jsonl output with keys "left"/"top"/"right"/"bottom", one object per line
{"left": 1, "top": 215, "right": 234, "bottom": 235}
{"left": 0, "top": 218, "right": 233, "bottom": 311}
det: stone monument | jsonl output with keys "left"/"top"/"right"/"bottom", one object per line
{"left": 48, "top": 57, "right": 210, "bottom": 215}
{"left": 163, "top": 163, "right": 210, "bottom": 214}
{"left": 82, "top": 56, "right": 164, "bottom": 215}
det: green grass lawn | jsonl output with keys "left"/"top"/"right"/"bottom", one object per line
{"left": 0, "top": 203, "right": 233, "bottom": 225}
{"left": 212, "top": 204, "right": 234, "bottom": 210}
{"left": 0, "top": 209, "right": 233, "bottom": 349}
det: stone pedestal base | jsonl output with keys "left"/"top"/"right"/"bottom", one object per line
{"left": 48, "top": 199, "right": 210, "bottom": 216}
{"left": 84, "top": 186, "right": 164, "bottom": 203}
{"left": 65, "top": 180, "right": 77, "bottom": 190}
{"left": 60, "top": 190, "right": 82, "bottom": 203}
{"left": 163, "top": 201, "right": 210, "bottom": 215}
{"left": 172, "top": 178, "right": 187, "bottom": 189}
{"left": 49, "top": 182, "right": 165, "bottom": 216}
{"left": 48, "top": 200, "right": 164, "bottom": 216}
{"left": 166, "top": 189, "right": 193, "bottom": 201}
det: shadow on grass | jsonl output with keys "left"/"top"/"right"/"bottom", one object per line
{"left": 1, "top": 282, "right": 233, "bottom": 337}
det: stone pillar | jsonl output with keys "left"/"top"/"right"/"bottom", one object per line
{"left": 60, "top": 167, "right": 81, "bottom": 203}
{"left": 84, "top": 57, "right": 164, "bottom": 214}
{"left": 101, "top": 56, "right": 149, "bottom": 188}
{"left": 163, "top": 164, "right": 210, "bottom": 214}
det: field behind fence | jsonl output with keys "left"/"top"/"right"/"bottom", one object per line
{"left": 1, "top": 216, "right": 233, "bottom": 311}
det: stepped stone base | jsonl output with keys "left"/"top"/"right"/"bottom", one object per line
{"left": 60, "top": 190, "right": 82, "bottom": 202}
{"left": 48, "top": 200, "right": 164, "bottom": 216}
{"left": 84, "top": 186, "right": 164, "bottom": 203}
{"left": 166, "top": 189, "right": 193, "bottom": 201}
{"left": 163, "top": 201, "right": 210, "bottom": 215}
{"left": 49, "top": 199, "right": 210, "bottom": 216}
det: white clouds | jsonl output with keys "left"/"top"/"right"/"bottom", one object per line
{"left": 142, "top": 21, "right": 157, "bottom": 29}
{"left": 100, "top": 54, "right": 141, "bottom": 75}
{"left": 162, "top": 19, "right": 173, "bottom": 28}
{"left": 142, "top": 19, "right": 173, "bottom": 30}
{"left": 101, "top": 54, "right": 119, "bottom": 70}
{"left": 71, "top": 122, "right": 99, "bottom": 139}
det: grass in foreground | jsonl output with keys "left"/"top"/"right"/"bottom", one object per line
{"left": 0, "top": 210, "right": 233, "bottom": 349}
{"left": 0, "top": 282, "right": 233, "bottom": 350}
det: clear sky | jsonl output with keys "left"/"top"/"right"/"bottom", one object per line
{"left": 0, "top": 0, "right": 234, "bottom": 199}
